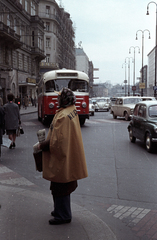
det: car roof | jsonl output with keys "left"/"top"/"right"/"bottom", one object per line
{"left": 136, "top": 100, "right": 157, "bottom": 106}
{"left": 117, "top": 96, "right": 141, "bottom": 99}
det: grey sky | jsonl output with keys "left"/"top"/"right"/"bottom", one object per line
{"left": 57, "top": 0, "right": 156, "bottom": 86}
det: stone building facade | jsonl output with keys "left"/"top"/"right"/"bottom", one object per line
{"left": 0, "top": 0, "right": 76, "bottom": 104}
{"left": 0, "top": 0, "right": 45, "bottom": 104}
{"left": 38, "top": 0, "right": 75, "bottom": 74}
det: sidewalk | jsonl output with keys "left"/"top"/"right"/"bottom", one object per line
{"left": 0, "top": 105, "right": 117, "bottom": 240}
{"left": 20, "top": 104, "right": 38, "bottom": 115}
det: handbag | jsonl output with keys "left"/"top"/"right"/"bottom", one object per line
{"left": 20, "top": 126, "right": 24, "bottom": 134}
{"left": 16, "top": 127, "right": 20, "bottom": 137}
{"left": 33, "top": 151, "right": 42, "bottom": 172}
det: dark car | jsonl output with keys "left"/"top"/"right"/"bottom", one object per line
{"left": 127, "top": 101, "right": 157, "bottom": 152}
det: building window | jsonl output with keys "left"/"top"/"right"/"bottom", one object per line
{"left": 25, "top": 0, "right": 28, "bottom": 12}
{"left": 46, "top": 38, "right": 50, "bottom": 47}
{"left": 46, "top": 54, "right": 50, "bottom": 63}
{"left": 31, "top": 1, "right": 36, "bottom": 15}
{"left": 7, "top": 14, "right": 11, "bottom": 27}
{"left": 46, "top": 6, "right": 50, "bottom": 16}
{"left": 32, "top": 31, "right": 35, "bottom": 47}
{"left": 46, "top": 22, "right": 50, "bottom": 32}
{"left": 38, "top": 35, "right": 42, "bottom": 49}
{"left": 19, "top": 0, "right": 22, "bottom": 4}
{"left": 14, "top": 19, "right": 17, "bottom": 32}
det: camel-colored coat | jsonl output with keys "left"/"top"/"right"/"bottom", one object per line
{"left": 42, "top": 105, "right": 88, "bottom": 183}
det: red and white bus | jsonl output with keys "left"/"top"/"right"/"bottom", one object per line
{"left": 38, "top": 69, "right": 89, "bottom": 125}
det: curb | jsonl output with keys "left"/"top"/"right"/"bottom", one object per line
{"left": 0, "top": 185, "right": 117, "bottom": 240}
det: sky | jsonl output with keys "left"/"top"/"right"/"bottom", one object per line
{"left": 56, "top": 0, "right": 156, "bottom": 86}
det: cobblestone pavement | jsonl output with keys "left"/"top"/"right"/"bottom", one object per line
{"left": 107, "top": 205, "right": 157, "bottom": 239}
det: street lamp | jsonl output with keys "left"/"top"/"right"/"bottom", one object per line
{"left": 136, "top": 29, "right": 151, "bottom": 96}
{"left": 122, "top": 62, "right": 128, "bottom": 96}
{"left": 129, "top": 46, "right": 140, "bottom": 95}
{"left": 146, "top": 2, "right": 157, "bottom": 97}
{"left": 125, "top": 57, "right": 134, "bottom": 96}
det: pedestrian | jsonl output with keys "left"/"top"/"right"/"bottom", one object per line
{"left": 0, "top": 106, "right": 4, "bottom": 156}
{"left": 3, "top": 93, "right": 21, "bottom": 149}
{"left": 38, "top": 87, "right": 88, "bottom": 225}
{"left": 34, "top": 96, "right": 37, "bottom": 107}
{"left": 0, "top": 96, "right": 3, "bottom": 106}
{"left": 24, "top": 95, "right": 28, "bottom": 109}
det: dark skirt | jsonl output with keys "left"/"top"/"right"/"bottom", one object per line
{"left": 50, "top": 180, "right": 78, "bottom": 197}
{"left": 6, "top": 129, "right": 16, "bottom": 135}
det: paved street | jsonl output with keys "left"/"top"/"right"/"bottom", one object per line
{"left": 1, "top": 109, "right": 157, "bottom": 240}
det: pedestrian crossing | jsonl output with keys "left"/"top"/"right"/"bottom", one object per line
{"left": 107, "top": 204, "right": 151, "bottom": 225}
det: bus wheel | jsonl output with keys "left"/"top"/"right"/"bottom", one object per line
{"left": 79, "top": 118, "right": 85, "bottom": 126}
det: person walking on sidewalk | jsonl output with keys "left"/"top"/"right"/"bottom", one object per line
{"left": 38, "top": 87, "right": 88, "bottom": 225}
{"left": 0, "top": 106, "right": 4, "bottom": 156}
{"left": 4, "top": 93, "right": 21, "bottom": 149}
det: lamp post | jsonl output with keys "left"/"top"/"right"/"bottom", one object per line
{"left": 146, "top": 2, "right": 157, "bottom": 97}
{"left": 129, "top": 46, "right": 140, "bottom": 95}
{"left": 122, "top": 62, "right": 128, "bottom": 96}
{"left": 136, "top": 29, "right": 151, "bottom": 96}
{"left": 125, "top": 57, "right": 134, "bottom": 96}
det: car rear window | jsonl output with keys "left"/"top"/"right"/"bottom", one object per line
{"left": 149, "top": 105, "right": 157, "bottom": 117}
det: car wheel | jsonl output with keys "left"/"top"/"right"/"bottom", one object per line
{"left": 145, "top": 133, "right": 154, "bottom": 152}
{"left": 112, "top": 112, "right": 117, "bottom": 119}
{"left": 124, "top": 111, "right": 129, "bottom": 121}
{"left": 129, "top": 127, "right": 136, "bottom": 143}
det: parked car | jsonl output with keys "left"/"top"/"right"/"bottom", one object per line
{"left": 110, "top": 96, "right": 142, "bottom": 120}
{"left": 128, "top": 101, "right": 157, "bottom": 152}
{"left": 109, "top": 97, "right": 117, "bottom": 111}
{"left": 95, "top": 98, "right": 110, "bottom": 112}
{"left": 141, "top": 96, "right": 156, "bottom": 101}
{"left": 89, "top": 99, "right": 95, "bottom": 116}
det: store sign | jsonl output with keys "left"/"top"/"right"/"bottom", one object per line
{"left": 26, "top": 78, "right": 36, "bottom": 84}
{"left": 139, "top": 82, "right": 145, "bottom": 89}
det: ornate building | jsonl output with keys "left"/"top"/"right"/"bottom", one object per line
{"left": 38, "top": 0, "right": 75, "bottom": 74}
{"left": 0, "top": 0, "right": 45, "bottom": 103}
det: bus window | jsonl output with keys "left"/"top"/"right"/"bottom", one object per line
{"left": 44, "top": 79, "right": 89, "bottom": 93}
{"left": 68, "top": 79, "right": 88, "bottom": 92}
{"left": 45, "top": 80, "right": 55, "bottom": 92}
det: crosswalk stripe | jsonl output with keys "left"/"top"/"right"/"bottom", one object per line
{"left": 107, "top": 205, "right": 151, "bottom": 225}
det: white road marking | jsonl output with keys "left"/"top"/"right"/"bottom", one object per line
{"left": 107, "top": 204, "right": 151, "bottom": 225}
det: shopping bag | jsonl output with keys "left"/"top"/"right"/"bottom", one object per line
{"left": 33, "top": 151, "right": 42, "bottom": 172}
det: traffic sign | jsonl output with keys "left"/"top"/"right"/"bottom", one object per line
{"left": 153, "top": 86, "right": 157, "bottom": 91}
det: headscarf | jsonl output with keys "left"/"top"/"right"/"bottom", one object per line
{"left": 57, "top": 87, "right": 76, "bottom": 108}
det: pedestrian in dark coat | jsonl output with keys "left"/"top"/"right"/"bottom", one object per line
{"left": 3, "top": 93, "right": 21, "bottom": 149}
{"left": 0, "top": 106, "right": 4, "bottom": 156}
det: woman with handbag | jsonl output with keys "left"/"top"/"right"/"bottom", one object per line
{"left": 3, "top": 93, "right": 21, "bottom": 149}
{"left": 38, "top": 88, "right": 88, "bottom": 225}
{"left": 0, "top": 106, "right": 4, "bottom": 156}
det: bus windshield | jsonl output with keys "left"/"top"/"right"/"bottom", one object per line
{"left": 45, "top": 79, "right": 89, "bottom": 93}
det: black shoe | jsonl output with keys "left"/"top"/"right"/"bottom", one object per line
{"left": 51, "top": 211, "right": 55, "bottom": 217}
{"left": 49, "top": 219, "right": 71, "bottom": 225}
{"left": 9, "top": 143, "right": 13, "bottom": 149}
{"left": 12, "top": 142, "right": 16, "bottom": 148}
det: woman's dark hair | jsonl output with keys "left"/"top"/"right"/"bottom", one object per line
{"left": 7, "top": 93, "right": 14, "bottom": 101}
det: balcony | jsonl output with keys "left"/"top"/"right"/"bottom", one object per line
{"left": 39, "top": 13, "right": 60, "bottom": 25}
{"left": 0, "top": 22, "right": 22, "bottom": 49}
{"left": 39, "top": 62, "right": 59, "bottom": 70}
{"left": 31, "top": 47, "right": 45, "bottom": 61}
